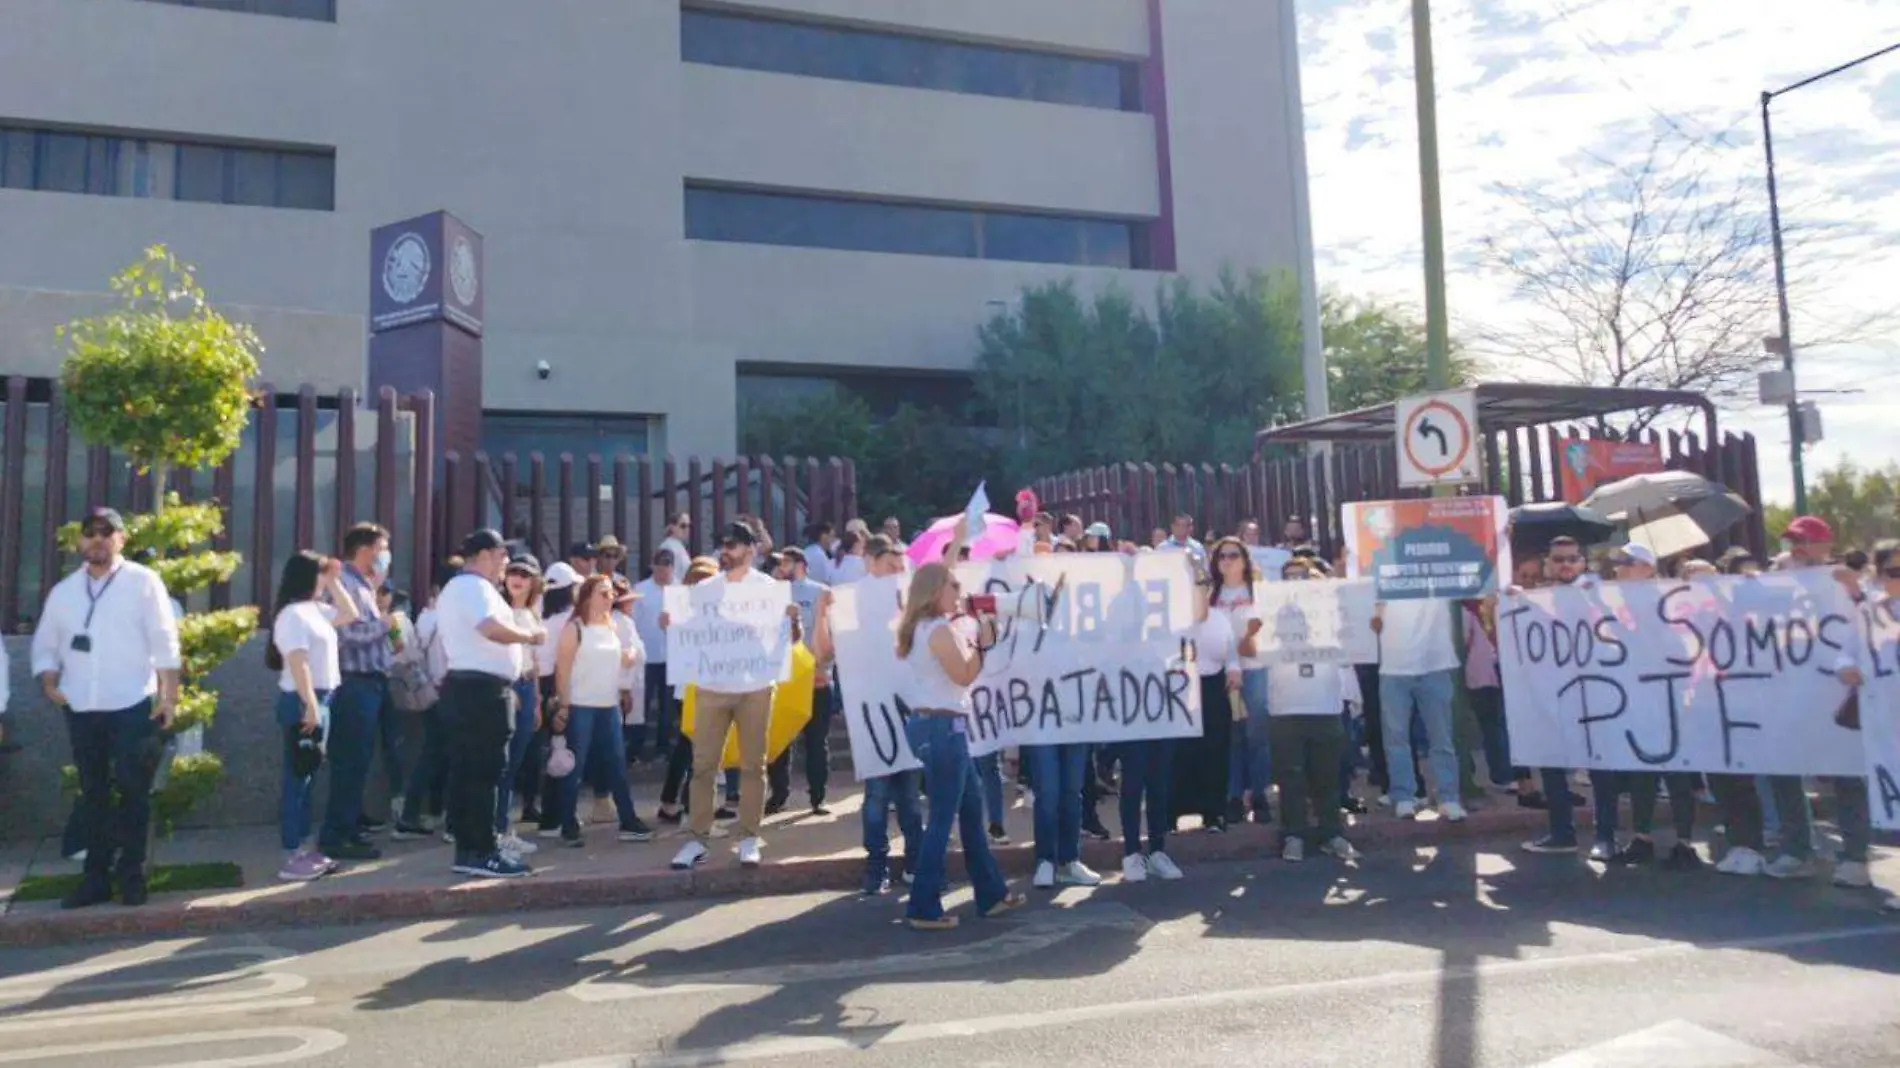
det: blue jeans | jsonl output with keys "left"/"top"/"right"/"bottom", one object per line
{"left": 977, "top": 752, "right": 1006, "bottom": 827}
{"left": 1024, "top": 742, "right": 1088, "bottom": 866}
{"left": 1227, "top": 668, "right": 1272, "bottom": 808}
{"left": 1377, "top": 670, "right": 1459, "bottom": 806}
{"left": 319, "top": 675, "right": 385, "bottom": 851}
{"left": 905, "top": 716, "right": 1009, "bottom": 921}
{"left": 862, "top": 769, "right": 923, "bottom": 887}
{"left": 1117, "top": 739, "right": 1174, "bottom": 857}
{"left": 561, "top": 705, "right": 636, "bottom": 834}
{"left": 495, "top": 678, "right": 537, "bottom": 833}
{"left": 399, "top": 703, "right": 450, "bottom": 827}
{"left": 1540, "top": 768, "right": 1621, "bottom": 846}
{"left": 276, "top": 689, "right": 331, "bottom": 852}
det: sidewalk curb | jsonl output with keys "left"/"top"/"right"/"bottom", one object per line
{"left": 0, "top": 805, "right": 1555, "bottom": 948}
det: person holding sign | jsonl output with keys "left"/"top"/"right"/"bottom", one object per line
{"left": 1210, "top": 537, "right": 1272, "bottom": 826}
{"left": 1371, "top": 592, "right": 1467, "bottom": 823}
{"left": 667, "top": 524, "right": 801, "bottom": 872}
{"left": 897, "top": 563, "right": 1027, "bottom": 930}
{"left": 1266, "top": 559, "right": 1362, "bottom": 862}
{"left": 1173, "top": 575, "right": 1239, "bottom": 834}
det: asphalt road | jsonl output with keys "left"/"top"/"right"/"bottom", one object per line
{"left": 3, "top": 835, "right": 1898, "bottom": 1068}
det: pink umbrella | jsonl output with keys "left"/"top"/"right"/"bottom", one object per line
{"left": 906, "top": 514, "right": 1021, "bottom": 567}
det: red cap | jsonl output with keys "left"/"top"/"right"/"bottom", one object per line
{"left": 1783, "top": 515, "right": 1833, "bottom": 543}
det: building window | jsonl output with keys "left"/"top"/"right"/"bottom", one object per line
{"left": 681, "top": 8, "right": 1139, "bottom": 112}
{"left": 0, "top": 123, "right": 334, "bottom": 210}
{"left": 686, "top": 184, "right": 1145, "bottom": 269}
{"left": 133, "top": 0, "right": 336, "bottom": 22}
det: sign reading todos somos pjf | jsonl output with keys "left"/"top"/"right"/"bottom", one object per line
{"left": 827, "top": 553, "right": 1202, "bottom": 779}
{"left": 663, "top": 577, "right": 794, "bottom": 692}
{"left": 1344, "top": 496, "right": 1509, "bottom": 601}
{"left": 1500, "top": 570, "right": 1867, "bottom": 776}
{"left": 1855, "top": 593, "right": 1900, "bottom": 828}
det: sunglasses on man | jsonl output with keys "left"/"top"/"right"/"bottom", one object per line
{"left": 80, "top": 524, "right": 117, "bottom": 539}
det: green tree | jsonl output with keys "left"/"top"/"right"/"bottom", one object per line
{"left": 1762, "top": 459, "right": 1900, "bottom": 550}
{"left": 974, "top": 271, "right": 1304, "bottom": 485}
{"left": 1322, "top": 292, "right": 1477, "bottom": 411}
{"left": 57, "top": 247, "right": 262, "bottom": 829}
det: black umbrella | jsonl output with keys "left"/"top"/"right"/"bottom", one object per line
{"left": 1582, "top": 471, "right": 1751, "bottom": 558}
{"left": 1508, "top": 502, "right": 1616, "bottom": 556}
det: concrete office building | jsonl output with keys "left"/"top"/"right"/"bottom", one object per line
{"left": 0, "top": 0, "right": 1322, "bottom": 458}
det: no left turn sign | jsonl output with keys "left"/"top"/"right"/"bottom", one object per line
{"left": 1395, "top": 390, "right": 1480, "bottom": 487}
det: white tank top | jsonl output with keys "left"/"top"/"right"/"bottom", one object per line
{"left": 904, "top": 618, "right": 971, "bottom": 714}
{"left": 567, "top": 620, "right": 624, "bottom": 708}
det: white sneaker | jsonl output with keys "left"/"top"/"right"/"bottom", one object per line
{"left": 1059, "top": 861, "right": 1102, "bottom": 886}
{"left": 1322, "top": 836, "right": 1360, "bottom": 861}
{"left": 737, "top": 837, "right": 763, "bottom": 868}
{"left": 1714, "top": 846, "right": 1766, "bottom": 876}
{"left": 1121, "top": 854, "right": 1148, "bottom": 883}
{"left": 1765, "top": 854, "right": 1816, "bottom": 880}
{"left": 1833, "top": 861, "right": 1873, "bottom": 888}
{"left": 1439, "top": 801, "right": 1468, "bottom": 823}
{"left": 1282, "top": 837, "right": 1305, "bottom": 862}
{"left": 1033, "top": 860, "right": 1056, "bottom": 889}
{"left": 498, "top": 832, "right": 539, "bottom": 856}
{"left": 1883, "top": 892, "right": 1900, "bottom": 913}
{"left": 1147, "top": 852, "right": 1184, "bottom": 880}
{"left": 670, "top": 839, "right": 708, "bottom": 870}
{"left": 1394, "top": 799, "right": 1419, "bottom": 819}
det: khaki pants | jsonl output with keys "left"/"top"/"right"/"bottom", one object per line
{"left": 690, "top": 687, "right": 774, "bottom": 839}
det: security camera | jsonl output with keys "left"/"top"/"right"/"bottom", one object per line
{"left": 536, "top": 360, "right": 551, "bottom": 380}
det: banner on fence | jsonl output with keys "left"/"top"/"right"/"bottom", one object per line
{"left": 1344, "top": 496, "right": 1508, "bottom": 601}
{"left": 663, "top": 576, "right": 794, "bottom": 691}
{"left": 1499, "top": 570, "right": 1864, "bottom": 775}
{"left": 1558, "top": 439, "right": 1664, "bottom": 504}
{"left": 828, "top": 575, "right": 923, "bottom": 780}
{"left": 1248, "top": 579, "right": 1379, "bottom": 665}
{"left": 1857, "top": 595, "right": 1900, "bottom": 828}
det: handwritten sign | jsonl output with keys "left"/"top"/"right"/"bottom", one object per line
{"left": 1856, "top": 595, "right": 1900, "bottom": 828}
{"left": 1499, "top": 570, "right": 1863, "bottom": 775}
{"left": 828, "top": 576, "right": 923, "bottom": 780}
{"left": 663, "top": 576, "right": 793, "bottom": 691}
{"left": 1249, "top": 579, "right": 1379, "bottom": 665}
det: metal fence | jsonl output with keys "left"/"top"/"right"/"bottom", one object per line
{"left": 1030, "top": 425, "right": 1768, "bottom": 560}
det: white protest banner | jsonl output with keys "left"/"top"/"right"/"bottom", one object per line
{"left": 827, "top": 575, "right": 923, "bottom": 780}
{"left": 663, "top": 576, "right": 793, "bottom": 691}
{"left": 1248, "top": 546, "right": 1291, "bottom": 582}
{"left": 1499, "top": 570, "right": 1864, "bottom": 775}
{"left": 955, "top": 552, "right": 1201, "bottom": 755}
{"left": 1855, "top": 595, "right": 1900, "bottom": 828}
{"left": 1249, "top": 579, "right": 1379, "bottom": 665}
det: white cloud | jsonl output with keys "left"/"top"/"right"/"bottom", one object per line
{"left": 1297, "top": 0, "right": 1900, "bottom": 503}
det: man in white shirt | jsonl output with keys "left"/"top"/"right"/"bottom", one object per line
{"left": 438, "top": 528, "right": 546, "bottom": 879}
{"left": 801, "top": 521, "right": 836, "bottom": 585}
{"left": 31, "top": 507, "right": 181, "bottom": 908}
{"left": 1158, "top": 514, "right": 1207, "bottom": 572}
{"left": 634, "top": 549, "right": 676, "bottom": 759}
{"left": 670, "top": 522, "right": 801, "bottom": 871}
{"left": 880, "top": 516, "right": 906, "bottom": 552}
{"left": 1371, "top": 592, "right": 1465, "bottom": 823}
{"left": 659, "top": 513, "right": 693, "bottom": 580}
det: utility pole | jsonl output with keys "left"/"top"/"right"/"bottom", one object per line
{"left": 1760, "top": 41, "right": 1900, "bottom": 516}
{"left": 1411, "top": 0, "right": 1451, "bottom": 393}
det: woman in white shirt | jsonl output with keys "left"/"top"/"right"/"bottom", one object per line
{"left": 832, "top": 531, "right": 869, "bottom": 584}
{"left": 494, "top": 558, "right": 545, "bottom": 860}
{"left": 552, "top": 575, "right": 651, "bottom": 845}
{"left": 898, "top": 563, "right": 1027, "bottom": 930}
{"left": 1265, "top": 559, "right": 1363, "bottom": 863}
{"left": 268, "top": 550, "right": 359, "bottom": 881}
{"left": 1210, "top": 536, "right": 1272, "bottom": 825}
{"left": 1171, "top": 574, "right": 1239, "bottom": 834}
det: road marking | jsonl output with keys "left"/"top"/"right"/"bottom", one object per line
{"left": 536, "top": 921, "right": 1900, "bottom": 1068}
{"left": 0, "top": 995, "right": 318, "bottom": 1035}
{"left": 0, "top": 970, "right": 306, "bottom": 1028}
{"left": 0, "top": 947, "right": 292, "bottom": 994}
{"left": 567, "top": 904, "right": 1148, "bottom": 1003}
{"left": 1531, "top": 1019, "right": 1809, "bottom": 1067}
{"left": 0, "top": 1025, "right": 346, "bottom": 1066}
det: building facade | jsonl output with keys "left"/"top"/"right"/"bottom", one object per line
{"left": 0, "top": 0, "right": 1320, "bottom": 457}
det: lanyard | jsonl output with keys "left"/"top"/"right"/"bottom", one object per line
{"left": 83, "top": 565, "right": 122, "bottom": 631}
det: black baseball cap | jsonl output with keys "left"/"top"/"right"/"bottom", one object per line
{"left": 567, "top": 540, "right": 597, "bottom": 559}
{"left": 84, "top": 507, "right": 126, "bottom": 532}
{"left": 506, "top": 553, "right": 542, "bottom": 576}
{"left": 460, "top": 528, "right": 507, "bottom": 555}
{"left": 720, "top": 522, "right": 759, "bottom": 547}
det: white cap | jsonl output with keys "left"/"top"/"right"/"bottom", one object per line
{"left": 1612, "top": 543, "right": 1658, "bottom": 568}
{"left": 544, "top": 561, "right": 581, "bottom": 590}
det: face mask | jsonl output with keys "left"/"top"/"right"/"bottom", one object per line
{"left": 374, "top": 549, "right": 393, "bottom": 575}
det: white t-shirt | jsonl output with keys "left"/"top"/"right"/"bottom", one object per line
{"left": 832, "top": 554, "right": 867, "bottom": 584}
{"left": 1213, "top": 583, "right": 1263, "bottom": 670}
{"left": 536, "top": 608, "right": 571, "bottom": 678}
{"left": 659, "top": 536, "right": 690, "bottom": 573}
{"left": 1377, "top": 598, "right": 1459, "bottom": 677}
{"left": 904, "top": 618, "right": 971, "bottom": 714}
{"left": 613, "top": 609, "right": 645, "bottom": 701}
{"left": 437, "top": 573, "right": 520, "bottom": 680}
{"left": 1194, "top": 610, "right": 1236, "bottom": 677}
{"left": 1266, "top": 661, "right": 1363, "bottom": 717}
{"left": 633, "top": 579, "right": 667, "bottom": 664}
{"left": 273, "top": 600, "right": 341, "bottom": 693}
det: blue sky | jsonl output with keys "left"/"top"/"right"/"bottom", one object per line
{"left": 1295, "top": 0, "right": 1900, "bottom": 503}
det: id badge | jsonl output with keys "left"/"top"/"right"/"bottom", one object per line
{"left": 70, "top": 634, "right": 92, "bottom": 653}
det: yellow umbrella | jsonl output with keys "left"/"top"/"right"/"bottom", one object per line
{"left": 679, "top": 644, "right": 816, "bottom": 769}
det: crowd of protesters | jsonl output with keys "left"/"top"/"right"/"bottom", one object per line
{"left": 24, "top": 497, "right": 1899, "bottom": 924}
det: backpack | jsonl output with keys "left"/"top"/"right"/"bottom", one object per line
{"left": 388, "top": 619, "right": 439, "bottom": 712}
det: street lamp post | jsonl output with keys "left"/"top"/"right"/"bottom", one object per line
{"left": 1760, "top": 41, "right": 1900, "bottom": 516}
